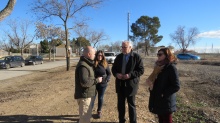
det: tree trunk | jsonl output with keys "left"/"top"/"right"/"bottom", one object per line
{"left": 21, "top": 48, "right": 24, "bottom": 57}
{"left": 65, "top": 24, "right": 70, "bottom": 71}
{"left": 145, "top": 46, "right": 149, "bottom": 56}
{"left": 49, "top": 48, "right": 51, "bottom": 61}
{"left": 0, "top": 0, "right": 16, "bottom": 21}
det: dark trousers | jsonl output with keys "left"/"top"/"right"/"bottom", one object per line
{"left": 158, "top": 113, "right": 172, "bottom": 123}
{"left": 117, "top": 90, "right": 137, "bottom": 123}
{"left": 96, "top": 85, "right": 107, "bottom": 112}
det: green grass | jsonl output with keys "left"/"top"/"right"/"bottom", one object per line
{"left": 172, "top": 96, "right": 213, "bottom": 123}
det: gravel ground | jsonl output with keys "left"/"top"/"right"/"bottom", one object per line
{"left": 176, "top": 60, "right": 220, "bottom": 123}
{"left": 178, "top": 61, "right": 220, "bottom": 84}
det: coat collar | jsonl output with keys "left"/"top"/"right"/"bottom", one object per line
{"left": 120, "top": 50, "right": 134, "bottom": 57}
{"left": 80, "top": 56, "right": 94, "bottom": 66}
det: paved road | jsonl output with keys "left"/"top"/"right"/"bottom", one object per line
{"left": 0, "top": 58, "right": 79, "bottom": 81}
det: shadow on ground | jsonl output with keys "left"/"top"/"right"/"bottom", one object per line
{"left": 0, "top": 115, "right": 78, "bottom": 123}
{"left": 0, "top": 115, "right": 116, "bottom": 123}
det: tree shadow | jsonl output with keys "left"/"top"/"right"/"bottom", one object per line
{"left": 0, "top": 115, "right": 79, "bottom": 123}
{"left": 91, "top": 122, "right": 117, "bottom": 123}
{"left": 0, "top": 115, "right": 117, "bottom": 123}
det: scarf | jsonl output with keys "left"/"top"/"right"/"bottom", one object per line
{"left": 146, "top": 59, "right": 168, "bottom": 90}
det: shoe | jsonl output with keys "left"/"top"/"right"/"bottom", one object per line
{"left": 97, "top": 111, "right": 101, "bottom": 118}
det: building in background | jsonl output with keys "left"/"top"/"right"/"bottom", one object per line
{"left": 56, "top": 44, "right": 72, "bottom": 57}
{"left": 0, "top": 50, "right": 8, "bottom": 57}
{"left": 29, "top": 44, "right": 39, "bottom": 55}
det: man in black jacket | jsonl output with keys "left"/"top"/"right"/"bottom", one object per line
{"left": 112, "top": 41, "right": 144, "bottom": 123}
{"left": 75, "top": 46, "right": 102, "bottom": 123}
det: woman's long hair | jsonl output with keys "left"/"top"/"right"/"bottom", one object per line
{"left": 158, "top": 48, "right": 177, "bottom": 63}
{"left": 94, "top": 50, "right": 108, "bottom": 68}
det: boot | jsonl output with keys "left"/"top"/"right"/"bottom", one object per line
{"left": 97, "top": 111, "right": 101, "bottom": 118}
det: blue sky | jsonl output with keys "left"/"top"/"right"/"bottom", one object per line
{"left": 1, "top": 0, "right": 220, "bottom": 53}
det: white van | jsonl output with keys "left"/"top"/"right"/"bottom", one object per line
{"left": 104, "top": 52, "right": 116, "bottom": 64}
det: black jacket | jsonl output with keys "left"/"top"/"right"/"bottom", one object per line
{"left": 111, "top": 51, "right": 144, "bottom": 96}
{"left": 95, "top": 63, "right": 111, "bottom": 87}
{"left": 148, "top": 63, "right": 180, "bottom": 115}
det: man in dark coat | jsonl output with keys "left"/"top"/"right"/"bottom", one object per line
{"left": 112, "top": 41, "right": 144, "bottom": 123}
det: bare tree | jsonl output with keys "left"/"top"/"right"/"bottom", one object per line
{"left": 0, "top": 0, "right": 16, "bottom": 21}
{"left": 4, "top": 19, "right": 35, "bottom": 56}
{"left": 170, "top": 26, "right": 199, "bottom": 53}
{"left": 0, "top": 36, "right": 13, "bottom": 55}
{"left": 31, "top": 0, "right": 105, "bottom": 71}
{"left": 111, "top": 41, "right": 122, "bottom": 52}
{"left": 35, "top": 22, "right": 65, "bottom": 60}
{"left": 89, "top": 30, "right": 109, "bottom": 48}
{"left": 74, "top": 25, "right": 108, "bottom": 48}
{"left": 74, "top": 23, "right": 90, "bottom": 39}
{"left": 97, "top": 44, "right": 110, "bottom": 51}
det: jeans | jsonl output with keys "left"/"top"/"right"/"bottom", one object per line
{"left": 95, "top": 85, "right": 107, "bottom": 112}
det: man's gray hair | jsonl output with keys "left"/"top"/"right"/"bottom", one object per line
{"left": 122, "top": 40, "right": 133, "bottom": 48}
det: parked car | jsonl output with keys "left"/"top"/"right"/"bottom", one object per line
{"left": 177, "top": 53, "right": 201, "bottom": 60}
{"left": 0, "top": 56, "right": 25, "bottom": 69}
{"left": 25, "top": 55, "right": 43, "bottom": 65}
{"left": 104, "top": 52, "right": 116, "bottom": 64}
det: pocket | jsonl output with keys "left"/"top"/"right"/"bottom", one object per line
{"left": 158, "top": 95, "right": 170, "bottom": 108}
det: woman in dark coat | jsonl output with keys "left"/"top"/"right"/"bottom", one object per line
{"left": 146, "top": 48, "right": 180, "bottom": 123}
{"left": 94, "top": 50, "right": 111, "bottom": 118}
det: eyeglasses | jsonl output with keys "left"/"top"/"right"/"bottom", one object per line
{"left": 157, "top": 53, "right": 164, "bottom": 57}
{"left": 98, "top": 55, "right": 103, "bottom": 57}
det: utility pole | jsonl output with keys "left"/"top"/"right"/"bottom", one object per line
{"left": 127, "top": 12, "right": 130, "bottom": 41}
{"left": 212, "top": 43, "right": 213, "bottom": 53}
